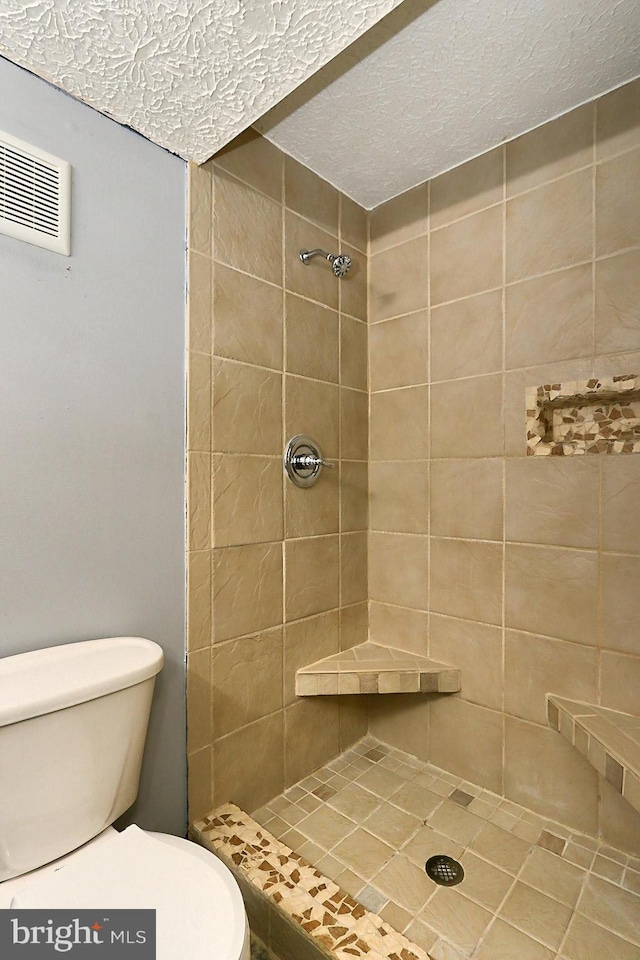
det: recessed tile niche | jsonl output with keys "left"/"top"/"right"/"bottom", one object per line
{"left": 526, "top": 375, "right": 640, "bottom": 456}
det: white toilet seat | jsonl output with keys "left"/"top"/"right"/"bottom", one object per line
{"left": 3, "top": 826, "right": 249, "bottom": 960}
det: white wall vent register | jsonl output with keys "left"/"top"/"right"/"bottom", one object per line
{"left": 0, "top": 129, "right": 70, "bottom": 255}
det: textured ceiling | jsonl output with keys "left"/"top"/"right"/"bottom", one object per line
{"left": 256, "top": 0, "right": 640, "bottom": 208}
{"left": 0, "top": 0, "right": 405, "bottom": 163}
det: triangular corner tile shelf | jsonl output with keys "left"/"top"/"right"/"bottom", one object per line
{"left": 547, "top": 694, "right": 640, "bottom": 817}
{"left": 296, "top": 641, "right": 460, "bottom": 696}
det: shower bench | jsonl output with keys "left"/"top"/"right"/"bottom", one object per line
{"left": 296, "top": 640, "right": 460, "bottom": 696}
{"left": 547, "top": 694, "right": 640, "bottom": 817}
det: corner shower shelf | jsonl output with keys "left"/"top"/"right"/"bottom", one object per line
{"left": 547, "top": 695, "right": 640, "bottom": 817}
{"left": 296, "top": 641, "right": 460, "bottom": 696}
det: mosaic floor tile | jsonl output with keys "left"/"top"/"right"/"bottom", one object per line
{"left": 193, "top": 735, "right": 640, "bottom": 960}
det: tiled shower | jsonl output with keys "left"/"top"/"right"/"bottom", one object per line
{"left": 186, "top": 78, "right": 640, "bottom": 959}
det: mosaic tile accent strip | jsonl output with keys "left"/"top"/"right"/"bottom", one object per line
{"left": 296, "top": 641, "right": 460, "bottom": 696}
{"left": 548, "top": 694, "right": 640, "bottom": 816}
{"left": 526, "top": 374, "right": 640, "bottom": 456}
{"left": 192, "top": 803, "right": 432, "bottom": 960}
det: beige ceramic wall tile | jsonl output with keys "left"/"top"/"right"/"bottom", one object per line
{"left": 212, "top": 455, "right": 283, "bottom": 546}
{"left": 369, "top": 311, "right": 429, "bottom": 391}
{"left": 505, "top": 457, "right": 599, "bottom": 549}
{"left": 431, "top": 291, "right": 503, "bottom": 381}
{"left": 370, "top": 387, "right": 429, "bottom": 460}
{"left": 285, "top": 535, "right": 339, "bottom": 621}
{"left": 595, "top": 248, "right": 640, "bottom": 354}
{"left": 430, "top": 459, "right": 503, "bottom": 541}
{"left": 285, "top": 212, "right": 339, "bottom": 310}
{"left": 340, "top": 243, "right": 367, "bottom": 321}
{"left": 340, "top": 194, "right": 368, "bottom": 253}
{"left": 597, "top": 77, "right": 640, "bottom": 160}
{"left": 598, "top": 776, "right": 640, "bottom": 857}
{"left": 212, "top": 359, "right": 282, "bottom": 454}
{"left": 187, "top": 550, "right": 212, "bottom": 651}
{"left": 285, "top": 294, "right": 339, "bottom": 382}
{"left": 188, "top": 160, "right": 212, "bottom": 256}
{"left": 341, "top": 531, "right": 368, "bottom": 606}
{"left": 596, "top": 147, "right": 640, "bottom": 256}
{"left": 340, "top": 461, "right": 368, "bottom": 532}
{"left": 504, "top": 717, "right": 599, "bottom": 835}
{"left": 187, "top": 451, "right": 211, "bottom": 551}
{"left": 188, "top": 251, "right": 212, "bottom": 354}
{"left": 504, "top": 629, "right": 597, "bottom": 725}
{"left": 213, "top": 263, "right": 283, "bottom": 369}
{"left": 187, "top": 746, "right": 213, "bottom": 822}
{"left": 284, "top": 699, "right": 341, "bottom": 787}
{"left": 430, "top": 697, "right": 504, "bottom": 793}
{"left": 430, "top": 375, "right": 503, "bottom": 459}
{"left": 429, "top": 615, "right": 503, "bottom": 711}
{"left": 505, "top": 544, "right": 598, "bottom": 645}
{"left": 602, "top": 456, "right": 640, "bottom": 553}
{"left": 340, "top": 316, "right": 368, "bottom": 391}
{"left": 369, "top": 695, "right": 431, "bottom": 762}
{"left": 600, "top": 650, "right": 640, "bottom": 715}
{"left": 430, "top": 538, "right": 503, "bottom": 625}
{"left": 369, "top": 461, "right": 429, "bottom": 534}
{"left": 187, "top": 351, "right": 211, "bottom": 451}
{"left": 213, "top": 712, "right": 284, "bottom": 812}
{"left": 369, "top": 602, "right": 429, "bottom": 655}
{"left": 430, "top": 204, "right": 503, "bottom": 305}
{"left": 285, "top": 462, "right": 339, "bottom": 538}
{"left": 369, "top": 183, "right": 428, "bottom": 255}
{"left": 214, "top": 172, "right": 283, "bottom": 285}
{"left": 368, "top": 532, "right": 429, "bottom": 610}
{"left": 283, "top": 609, "right": 340, "bottom": 704}
{"left": 431, "top": 146, "right": 504, "bottom": 229}
{"left": 186, "top": 647, "right": 212, "bottom": 753}
{"left": 507, "top": 104, "right": 594, "bottom": 197}
{"left": 340, "top": 389, "right": 368, "bottom": 461}
{"left": 600, "top": 553, "right": 640, "bottom": 654}
{"left": 212, "top": 542, "right": 283, "bottom": 642}
{"left": 285, "top": 375, "right": 340, "bottom": 459}
{"left": 285, "top": 155, "right": 339, "bottom": 235}
{"left": 213, "top": 129, "right": 283, "bottom": 201}
{"left": 212, "top": 628, "right": 283, "bottom": 736}
{"left": 369, "top": 237, "right": 428, "bottom": 323}
{"left": 505, "top": 264, "right": 593, "bottom": 368}
{"left": 506, "top": 168, "right": 592, "bottom": 282}
{"left": 340, "top": 602, "right": 368, "bottom": 650}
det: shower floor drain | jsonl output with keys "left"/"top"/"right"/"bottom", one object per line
{"left": 425, "top": 855, "right": 464, "bottom": 886}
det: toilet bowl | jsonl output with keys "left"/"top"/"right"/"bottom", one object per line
{"left": 0, "top": 637, "right": 249, "bottom": 960}
{"left": 0, "top": 826, "right": 250, "bottom": 960}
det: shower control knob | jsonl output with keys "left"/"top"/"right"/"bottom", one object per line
{"left": 284, "top": 436, "right": 334, "bottom": 488}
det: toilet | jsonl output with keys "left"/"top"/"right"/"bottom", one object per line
{"left": 0, "top": 636, "right": 249, "bottom": 960}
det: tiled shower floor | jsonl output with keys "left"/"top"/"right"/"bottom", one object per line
{"left": 251, "top": 737, "right": 640, "bottom": 960}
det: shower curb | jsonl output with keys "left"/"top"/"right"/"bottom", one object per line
{"left": 192, "top": 803, "right": 433, "bottom": 960}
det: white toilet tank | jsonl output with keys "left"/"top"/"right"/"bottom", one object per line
{"left": 0, "top": 637, "right": 164, "bottom": 882}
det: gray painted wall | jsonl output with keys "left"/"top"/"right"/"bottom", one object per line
{"left": 0, "top": 58, "right": 187, "bottom": 835}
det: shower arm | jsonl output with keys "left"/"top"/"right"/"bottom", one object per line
{"left": 299, "top": 249, "right": 335, "bottom": 265}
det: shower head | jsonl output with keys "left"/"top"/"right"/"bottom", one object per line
{"left": 299, "top": 248, "right": 353, "bottom": 278}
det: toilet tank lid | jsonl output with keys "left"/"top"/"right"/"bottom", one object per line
{"left": 0, "top": 637, "right": 164, "bottom": 727}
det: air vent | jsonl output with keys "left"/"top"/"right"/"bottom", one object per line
{"left": 0, "top": 130, "right": 70, "bottom": 255}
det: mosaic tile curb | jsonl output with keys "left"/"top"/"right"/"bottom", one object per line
{"left": 192, "top": 803, "right": 433, "bottom": 960}
{"left": 548, "top": 695, "right": 640, "bottom": 816}
{"left": 296, "top": 641, "right": 460, "bottom": 696}
{"left": 526, "top": 374, "right": 640, "bottom": 456}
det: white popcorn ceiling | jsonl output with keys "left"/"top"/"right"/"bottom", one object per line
{"left": 256, "top": 0, "right": 640, "bottom": 209}
{"left": 0, "top": 0, "right": 405, "bottom": 164}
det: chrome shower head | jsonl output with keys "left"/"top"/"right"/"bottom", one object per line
{"left": 299, "top": 248, "right": 353, "bottom": 278}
